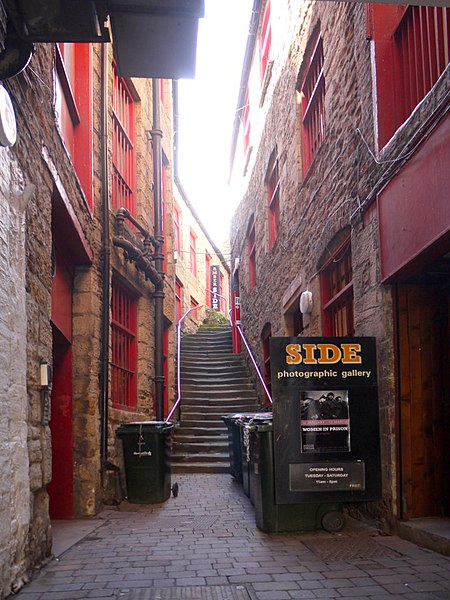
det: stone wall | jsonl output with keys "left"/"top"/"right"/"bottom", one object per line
{"left": 229, "top": 1, "right": 422, "bottom": 527}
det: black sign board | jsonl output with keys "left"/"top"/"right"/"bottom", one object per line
{"left": 270, "top": 337, "right": 381, "bottom": 504}
{"left": 210, "top": 265, "right": 220, "bottom": 311}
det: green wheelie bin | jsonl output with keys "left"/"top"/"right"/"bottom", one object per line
{"left": 249, "top": 419, "right": 344, "bottom": 533}
{"left": 116, "top": 421, "right": 175, "bottom": 503}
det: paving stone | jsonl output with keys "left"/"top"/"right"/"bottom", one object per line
{"left": 11, "top": 474, "right": 450, "bottom": 600}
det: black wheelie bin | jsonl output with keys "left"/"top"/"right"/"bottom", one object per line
{"left": 116, "top": 421, "right": 176, "bottom": 503}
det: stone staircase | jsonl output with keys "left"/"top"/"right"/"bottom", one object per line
{"left": 170, "top": 324, "right": 261, "bottom": 473}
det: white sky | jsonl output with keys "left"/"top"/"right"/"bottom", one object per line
{"left": 177, "top": 0, "right": 253, "bottom": 250}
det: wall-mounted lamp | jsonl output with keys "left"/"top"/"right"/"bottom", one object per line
{"left": 40, "top": 360, "right": 52, "bottom": 425}
{"left": 300, "top": 290, "right": 313, "bottom": 315}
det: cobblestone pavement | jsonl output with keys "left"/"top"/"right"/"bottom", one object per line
{"left": 13, "top": 474, "right": 450, "bottom": 600}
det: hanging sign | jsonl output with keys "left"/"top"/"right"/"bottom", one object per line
{"left": 270, "top": 337, "right": 381, "bottom": 504}
{"left": 210, "top": 265, "right": 220, "bottom": 311}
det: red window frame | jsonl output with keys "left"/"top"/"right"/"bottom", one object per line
{"left": 260, "top": 0, "right": 272, "bottom": 82}
{"left": 247, "top": 218, "right": 256, "bottom": 289}
{"left": 190, "top": 296, "right": 199, "bottom": 320}
{"left": 111, "top": 279, "right": 137, "bottom": 410}
{"left": 266, "top": 153, "right": 280, "bottom": 249}
{"left": 55, "top": 43, "right": 94, "bottom": 209}
{"left": 261, "top": 323, "right": 272, "bottom": 402}
{"left": 369, "top": 5, "right": 449, "bottom": 148}
{"left": 189, "top": 229, "right": 197, "bottom": 276}
{"left": 175, "top": 279, "right": 183, "bottom": 323}
{"left": 112, "top": 66, "right": 135, "bottom": 215}
{"left": 300, "top": 35, "right": 325, "bottom": 175}
{"left": 173, "top": 203, "right": 181, "bottom": 255}
{"left": 320, "top": 240, "right": 354, "bottom": 336}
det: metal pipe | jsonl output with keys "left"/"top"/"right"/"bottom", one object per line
{"left": 112, "top": 236, "right": 163, "bottom": 287}
{"left": 151, "top": 79, "right": 165, "bottom": 421}
{"left": 100, "top": 43, "right": 110, "bottom": 462}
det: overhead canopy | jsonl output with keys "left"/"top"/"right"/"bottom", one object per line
{"left": 1, "top": 0, "right": 204, "bottom": 79}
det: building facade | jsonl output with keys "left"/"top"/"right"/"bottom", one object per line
{"left": 229, "top": 0, "right": 449, "bottom": 535}
{"left": 0, "top": 39, "right": 182, "bottom": 600}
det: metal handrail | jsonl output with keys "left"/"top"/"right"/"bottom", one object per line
{"left": 166, "top": 294, "right": 273, "bottom": 422}
{"left": 233, "top": 318, "right": 273, "bottom": 405}
{"left": 166, "top": 303, "right": 205, "bottom": 422}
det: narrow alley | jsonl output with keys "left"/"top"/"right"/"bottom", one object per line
{"left": 14, "top": 474, "right": 450, "bottom": 600}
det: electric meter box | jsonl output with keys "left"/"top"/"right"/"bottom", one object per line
{"left": 270, "top": 337, "right": 381, "bottom": 505}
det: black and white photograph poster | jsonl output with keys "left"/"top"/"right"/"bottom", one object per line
{"left": 300, "top": 390, "right": 350, "bottom": 454}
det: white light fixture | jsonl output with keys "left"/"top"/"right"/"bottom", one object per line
{"left": 0, "top": 85, "right": 17, "bottom": 148}
{"left": 300, "top": 290, "right": 313, "bottom": 314}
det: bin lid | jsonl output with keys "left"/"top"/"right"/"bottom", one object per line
{"left": 231, "top": 412, "right": 272, "bottom": 421}
{"left": 116, "top": 421, "right": 174, "bottom": 435}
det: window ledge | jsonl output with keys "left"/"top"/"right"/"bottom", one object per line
{"left": 259, "top": 60, "right": 274, "bottom": 108}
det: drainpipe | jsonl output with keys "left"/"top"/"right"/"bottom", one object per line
{"left": 100, "top": 43, "right": 110, "bottom": 463}
{"left": 228, "top": 0, "right": 262, "bottom": 183}
{"left": 151, "top": 79, "right": 165, "bottom": 421}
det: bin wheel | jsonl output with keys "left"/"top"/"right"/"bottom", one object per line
{"left": 171, "top": 482, "right": 179, "bottom": 498}
{"left": 322, "top": 511, "right": 344, "bottom": 532}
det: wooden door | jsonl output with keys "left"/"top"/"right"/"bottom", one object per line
{"left": 398, "top": 284, "right": 449, "bottom": 518}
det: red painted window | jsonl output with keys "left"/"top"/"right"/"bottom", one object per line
{"left": 260, "top": 1, "right": 272, "bottom": 82}
{"left": 175, "top": 279, "right": 183, "bottom": 323}
{"left": 173, "top": 203, "right": 181, "bottom": 255}
{"left": 321, "top": 240, "right": 354, "bottom": 336}
{"left": 112, "top": 66, "right": 135, "bottom": 215}
{"left": 247, "top": 217, "right": 256, "bottom": 289}
{"left": 261, "top": 323, "right": 272, "bottom": 401}
{"left": 190, "top": 296, "right": 199, "bottom": 320}
{"left": 242, "top": 90, "right": 251, "bottom": 156}
{"left": 55, "top": 43, "right": 93, "bottom": 209}
{"left": 189, "top": 229, "right": 197, "bottom": 276}
{"left": 369, "top": 5, "right": 449, "bottom": 148}
{"left": 111, "top": 279, "right": 137, "bottom": 409}
{"left": 205, "top": 253, "right": 211, "bottom": 305}
{"left": 266, "top": 153, "right": 280, "bottom": 249}
{"left": 299, "top": 35, "right": 325, "bottom": 175}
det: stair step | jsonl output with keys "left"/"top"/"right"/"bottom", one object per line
{"left": 171, "top": 462, "right": 230, "bottom": 474}
{"left": 172, "top": 442, "right": 228, "bottom": 454}
{"left": 172, "top": 325, "right": 258, "bottom": 474}
{"left": 169, "top": 451, "right": 229, "bottom": 463}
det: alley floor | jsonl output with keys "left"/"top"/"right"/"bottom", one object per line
{"left": 13, "top": 474, "right": 450, "bottom": 600}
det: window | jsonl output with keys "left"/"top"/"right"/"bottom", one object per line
{"left": 190, "top": 296, "right": 199, "bottom": 320}
{"left": 247, "top": 217, "right": 256, "bottom": 289}
{"left": 112, "top": 66, "right": 135, "bottom": 214}
{"left": 285, "top": 299, "right": 304, "bottom": 336}
{"left": 173, "top": 204, "right": 181, "bottom": 255}
{"left": 242, "top": 90, "right": 251, "bottom": 156}
{"left": 266, "top": 152, "right": 280, "bottom": 249}
{"left": 261, "top": 323, "right": 272, "bottom": 402}
{"left": 111, "top": 279, "right": 137, "bottom": 409}
{"left": 54, "top": 43, "right": 93, "bottom": 208}
{"left": 369, "top": 5, "right": 449, "bottom": 148}
{"left": 189, "top": 229, "right": 197, "bottom": 276}
{"left": 320, "top": 240, "right": 354, "bottom": 336}
{"left": 299, "top": 35, "right": 325, "bottom": 174}
{"left": 260, "top": 1, "right": 272, "bottom": 82}
{"left": 175, "top": 279, "right": 183, "bottom": 323}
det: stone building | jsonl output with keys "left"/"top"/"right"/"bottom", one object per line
{"left": 229, "top": 0, "right": 449, "bottom": 544}
{"left": 0, "top": 3, "right": 203, "bottom": 596}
